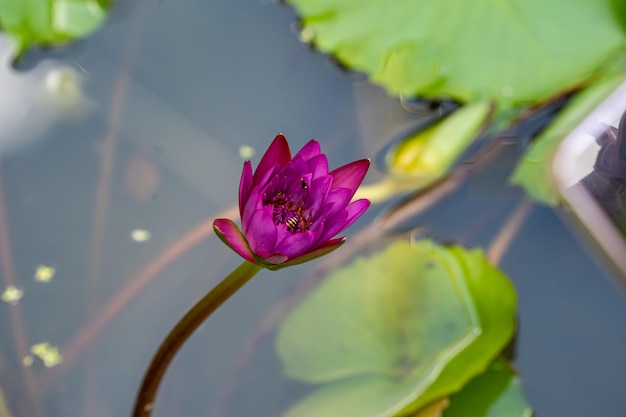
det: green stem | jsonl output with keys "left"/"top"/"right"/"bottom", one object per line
{"left": 353, "top": 177, "right": 426, "bottom": 204}
{"left": 131, "top": 261, "right": 262, "bottom": 417}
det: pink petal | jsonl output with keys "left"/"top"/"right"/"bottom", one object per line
{"left": 308, "top": 201, "right": 338, "bottom": 237}
{"left": 315, "top": 210, "right": 348, "bottom": 245}
{"left": 329, "top": 159, "right": 370, "bottom": 198}
{"left": 277, "top": 157, "right": 311, "bottom": 197}
{"left": 340, "top": 198, "right": 371, "bottom": 230}
{"left": 315, "top": 199, "right": 369, "bottom": 244}
{"left": 254, "top": 135, "right": 291, "bottom": 186}
{"left": 324, "top": 188, "right": 351, "bottom": 214}
{"left": 293, "top": 139, "right": 321, "bottom": 161}
{"left": 307, "top": 175, "right": 332, "bottom": 216}
{"left": 213, "top": 219, "right": 256, "bottom": 264}
{"left": 275, "top": 231, "right": 315, "bottom": 259}
{"left": 256, "top": 160, "right": 281, "bottom": 189}
{"left": 307, "top": 154, "right": 329, "bottom": 179}
{"left": 238, "top": 161, "right": 253, "bottom": 217}
{"left": 245, "top": 208, "right": 278, "bottom": 258}
{"left": 313, "top": 237, "right": 346, "bottom": 251}
{"left": 242, "top": 188, "right": 263, "bottom": 232}
{"left": 278, "top": 154, "right": 309, "bottom": 182}
{"left": 268, "top": 237, "right": 345, "bottom": 270}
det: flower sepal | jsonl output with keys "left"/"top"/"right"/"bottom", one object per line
{"left": 214, "top": 219, "right": 345, "bottom": 270}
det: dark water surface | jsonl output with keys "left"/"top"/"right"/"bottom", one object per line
{"left": 1, "top": 1, "right": 626, "bottom": 417}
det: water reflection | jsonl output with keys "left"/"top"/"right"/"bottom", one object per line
{"left": 0, "top": 36, "right": 93, "bottom": 155}
{"left": 579, "top": 109, "right": 626, "bottom": 232}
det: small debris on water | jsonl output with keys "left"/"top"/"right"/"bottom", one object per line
{"left": 131, "top": 229, "right": 152, "bottom": 242}
{"left": 30, "top": 342, "right": 62, "bottom": 368}
{"left": 239, "top": 145, "right": 255, "bottom": 159}
{"left": 34, "top": 265, "right": 55, "bottom": 283}
{"left": 1, "top": 285, "right": 23, "bottom": 304}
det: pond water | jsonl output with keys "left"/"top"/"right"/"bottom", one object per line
{"left": 1, "top": 1, "right": 626, "bottom": 417}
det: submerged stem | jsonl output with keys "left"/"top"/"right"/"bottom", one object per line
{"left": 131, "top": 260, "right": 262, "bottom": 417}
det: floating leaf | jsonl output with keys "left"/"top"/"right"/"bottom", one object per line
{"left": 239, "top": 145, "right": 256, "bottom": 159}
{"left": 286, "top": 0, "right": 626, "bottom": 105}
{"left": 510, "top": 73, "right": 626, "bottom": 205}
{"left": 30, "top": 342, "right": 62, "bottom": 368}
{"left": 0, "top": 0, "right": 109, "bottom": 56}
{"left": 1, "top": 285, "right": 23, "bottom": 304}
{"left": 444, "top": 357, "right": 532, "bottom": 417}
{"left": 131, "top": 229, "right": 152, "bottom": 242}
{"left": 34, "top": 265, "right": 55, "bottom": 282}
{"left": 276, "top": 240, "right": 517, "bottom": 417}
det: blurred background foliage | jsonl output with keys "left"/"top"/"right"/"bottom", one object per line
{"left": 288, "top": 0, "right": 626, "bottom": 205}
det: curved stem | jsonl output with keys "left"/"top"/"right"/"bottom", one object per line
{"left": 131, "top": 261, "right": 262, "bottom": 417}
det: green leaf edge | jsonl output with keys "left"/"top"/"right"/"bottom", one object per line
{"left": 277, "top": 240, "right": 518, "bottom": 417}
{"left": 443, "top": 356, "right": 533, "bottom": 417}
{"left": 397, "top": 243, "right": 517, "bottom": 415}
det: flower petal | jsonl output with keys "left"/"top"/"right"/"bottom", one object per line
{"left": 307, "top": 154, "right": 329, "bottom": 180}
{"left": 213, "top": 219, "right": 256, "bottom": 264}
{"left": 245, "top": 208, "right": 278, "bottom": 258}
{"left": 276, "top": 156, "right": 312, "bottom": 198}
{"left": 293, "top": 139, "right": 321, "bottom": 161}
{"left": 257, "top": 161, "right": 281, "bottom": 189}
{"left": 275, "top": 231, "right": 315, "bottom": 259}
{"left": 340, "top": 198, "right": 371, "bottom": 231}
{"left": 307, "top": 175, "right": 332, "bottom": 216}
{"left": 254, "top": 135, "right": 291, "bottom": 186}
{"left": 315, "top": 210, "right": 348, "bottom": 245}
{"left": 265, "top": 237, "right": 345, "bottom": 270}
{"left": 314, "top": 199, "right": 369, "bottom": 245}
{"left": 323, "top": 187, "right": 351, "bottom": 215}
{"left": 239, "top": 161, "right": 253, "bottom": 217}
{"left": 329, "top": 159, "right": 370, "bottom": 198}
{"left": 242, "top": 187, "right": 263, "bottom": 232}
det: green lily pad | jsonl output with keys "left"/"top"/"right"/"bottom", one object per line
{"left": 444, "top": 357, "right": 532, "bottom": 417}
{"left": 510, "top": 72, "right": 626, "bottom": 205}
{"left": 0, "top": 0, "right": 109, "bottom": 56}
{"left": 276, "top": 240, "right": 517, "bottom": 417}
{"left": 287, "top": 0, "right": 625, "bottom": 105}
{"left": 414, "top": 398, "right": 450, "bottom": 417}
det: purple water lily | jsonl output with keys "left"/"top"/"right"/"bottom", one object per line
{"left": 213, "top": 134, "right": 370, "bottom": 269}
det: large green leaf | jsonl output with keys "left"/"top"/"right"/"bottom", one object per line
{"left": 288, "top": 0, "right": 626, "bottom": 105}
{"left": 0, "top": 0, "right": 109, "bottom": 56}
{"left": 276, "top": 240, "right": 517, "bottom": 417}
{"left": 510, "top": 73, "right": 626, "bottom": 205}
{"left": 444, "top": 357, "right": 532, "bottom": 417}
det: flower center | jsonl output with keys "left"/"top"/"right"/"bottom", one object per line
{"left": 267, "top": 191, "right": 312, "bottom": 234}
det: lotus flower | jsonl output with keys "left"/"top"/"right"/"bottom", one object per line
{"left": 213, "top": 134, "right": 370, "bottom": 270}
